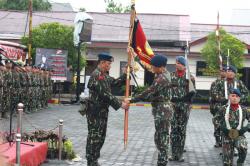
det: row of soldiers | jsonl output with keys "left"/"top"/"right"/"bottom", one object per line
{"left": 0, "top": 60, "right": 53, "bottom": 119}
{"left": 209, "top": 65, "right": 250, "bottom": 166}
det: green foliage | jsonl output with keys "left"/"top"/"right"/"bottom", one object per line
{"left": 0, "top": 0, "right": 51, "bottom": 11}
{"left": 63, "top": 139, "right": 76, "bottom": 160}
{"left": 79, "top": 7, "right": 86, "bottom": 12}
{"left": 201, "top": 28, "right": 246, "bottom": 71}
{"left": 104, "top": 0, "right": 130, "bottom": 13}
{"left": 21, "top": 22, "right": 86, "bottom": 71}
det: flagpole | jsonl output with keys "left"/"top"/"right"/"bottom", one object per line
{"left": 124, "top": 0, "right": 136, "bottom": 150}
{"left": 216, "top": 11, "right": 222, "bottom": 70}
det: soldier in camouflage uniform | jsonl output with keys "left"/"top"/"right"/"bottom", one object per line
{"left": 11, "top": 64, "right": 21, "bottom": 114}
{"left": 18, "top": 66, "right": 26, "bottom": 110}
{"left": 0, "top": 63, "right": 6, "bottom": 119}
{"left": 86, "top": 53, "right": 129, "bottom": 166}
{"left": 30, "top": 66, "right": 37, "bottom": 112}
{"left": 212, "top": 65, "right": 249, "bottom": 115}
{"left": 220, "top": 89, "right": 250, "bottom": 166}
{"left": 4, "top": 61, "right": 13, "bottom": 118}
{"left": 131, "top": 55, "right": 173, "bottom": 166}
{"left": 25, "top": 65, "right": 33, "bottom": 112}
{"left": 169, "top": 56, "right": 195, "bottom": 162}
{"left": 210, "top": 66, "right": 227, "bottom": 147}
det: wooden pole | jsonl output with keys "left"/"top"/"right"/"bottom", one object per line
{"left": 28, "top": 0, "right": 32, "bottom": 65}
{"left": 124, "top": 0, "right": 136, "bottom": 150}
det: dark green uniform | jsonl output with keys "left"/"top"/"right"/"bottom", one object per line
{"left": 131, "top": 71, "right": 173, "bottom": 166}
{"left": 170, "top": 72, "right": 195, "bottom": 161}
{"left": 220, "top": 105, "right": 250, "bottom": 166}
{"left": 213, "top": 79, "right": 249, "bottom": 106}
{"left": 86, "top": 67, "right": 125, "bottom": 166}
{"left": 210, "top": 78, "right": 224, "bottom": 146}
{"left": 0, "top": 69, "right": 4, "bottom": 117}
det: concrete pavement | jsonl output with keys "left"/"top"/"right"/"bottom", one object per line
{"left": 1, "top": 104, "right": 250, "bottom": 166}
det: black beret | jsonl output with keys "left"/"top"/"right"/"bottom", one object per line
{"left": 150, "top": 54, "right": 168, "bottom": 67}
{"left": 229, "top": 88, "right": 241, "bottom": 97}
{"left": 98, "top": 53, "right": 113, "bottom": 62}
{"left": 227, "top": 65, "right": 237, "bottom": 73}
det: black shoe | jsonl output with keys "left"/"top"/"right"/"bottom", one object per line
{"left": 177, "top": 155, "right": 185, "bottom": 162}
{"left": 178, "top": 157, "right": 185, "bottom": 162}
{"left": 169, "top": 156, "right": 177, "bottom": 161}
{"left": 87, "top": 161, "right": 100, "bottom": 166}
{"left": 214, "top": 142, "right": 221, "bottom": 148}
{"left": 183, "top": 149, "right": 187, "bottom": 152}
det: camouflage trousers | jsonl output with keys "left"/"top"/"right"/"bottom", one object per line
{"left": 152, "top": 103, "right": 173, "bottom": 166}
{"left": 212, "top": 111, "right": 222, "bottom": 144}
{"left": 222, "top": 135, "right": 247, "bottom": 165}
{"left": 11, "top": 88, "right": 19, "bottom": 114}
{"left": 170, "top": 103, "right": 191, "bottom": 159}
{"left": 86, "top": 108, "right": 109, "bottom": 165}
{"left": 0, "top": 87, "right": 3, "bottom": 113}
{"left": 2, "top": 91, "right": 9, "bottom": 114}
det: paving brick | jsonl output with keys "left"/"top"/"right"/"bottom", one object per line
{"left": 1, "top": 104, "right": 250, "bottom": 166}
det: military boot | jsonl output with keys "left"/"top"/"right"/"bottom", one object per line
{"left": 237, "top": 163, "right": 244, "bottom": 166}
{"left": 214, "top": 136, "right": 222, "bottom": 148}
{"left": 87, "top": 160, "right": 100, "bottom": 166}
{"left": 177, "top": 154, "right": 185, "bottom": 162}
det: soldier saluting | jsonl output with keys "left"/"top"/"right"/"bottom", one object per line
{"left": 220, "top": 88, "right": 250, "bottom": 166}
{"left": 131, "top": 55, "right": 173, "bottom": 166}
{"left": 85, "top": 53, "right": 129, "bottom": 166}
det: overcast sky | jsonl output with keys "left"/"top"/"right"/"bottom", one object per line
{"left": 49, "top": 0, "right": 250, "bottom": 25}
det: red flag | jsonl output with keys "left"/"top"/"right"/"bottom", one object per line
{"left": 131, "top": 19, "right": 154, "bottom": 66}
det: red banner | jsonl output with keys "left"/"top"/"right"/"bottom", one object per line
{"left": 131, "top": 20, "right": 154, "bottom": 65}
{"left": 0, "top": 44, "right": 26, "bottom": 61}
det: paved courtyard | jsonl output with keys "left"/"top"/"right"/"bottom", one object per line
{"left": 1, "top": 104, "right": 250, "bottom": 166}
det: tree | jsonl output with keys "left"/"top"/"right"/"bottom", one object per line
{"left": 79, "top": 7, "right": 86, "bottom": 12}
{"left": 21, "top": 22, "right": 86, "bottom": 71}
{"left": 0, "top": 0, "right": 51, "bottom": 11}
{"left": 201, "top": 28, "right": 246, "bottom": 71}
{"left": 104, "top": 0, "right": 130, "bottom": 13}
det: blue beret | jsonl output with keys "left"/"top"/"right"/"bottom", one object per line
{"left": 98, "top": 53, "right": 113, "bottom": 62}
{"left": 227, "top": 65, "right": 237, "bottom": 73}
{"left": 221, "top": 65, "right": 227, "bottom": 71}
{"left": 229, "top": 88, "right": 241, "bottom": 97}
{"left": 176, "top": 56, "right": 186, "bottom": 66}
{"left": 150, "top": 55, "right": 167, "bottom": 67}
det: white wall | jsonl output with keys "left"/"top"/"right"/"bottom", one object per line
{"left": 109, "top": 48, "right": 145, "bottom": 86}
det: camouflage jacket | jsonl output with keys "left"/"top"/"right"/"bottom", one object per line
{"left": 88, "top": 67, "right": 126, "bottom": 110}
{"left": 12, "top": 71, "right": 20, "bottom": 88}
{"left": 0, "top": 71, "right": 3, "bottom": 87}
{"left": 170, "top": 71, "right": 195, "bottom": 104}
{"left": 209, "top": 78, "right": 223, "bottom": 110}
{"left": 212, "top": 79, "right": 249, "bottom": 105}
{"left": 220, "top": 105, "right": 250, "bottom": 134}
{"left": 131, "top": 71, "right": 171, "bottom": 107}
